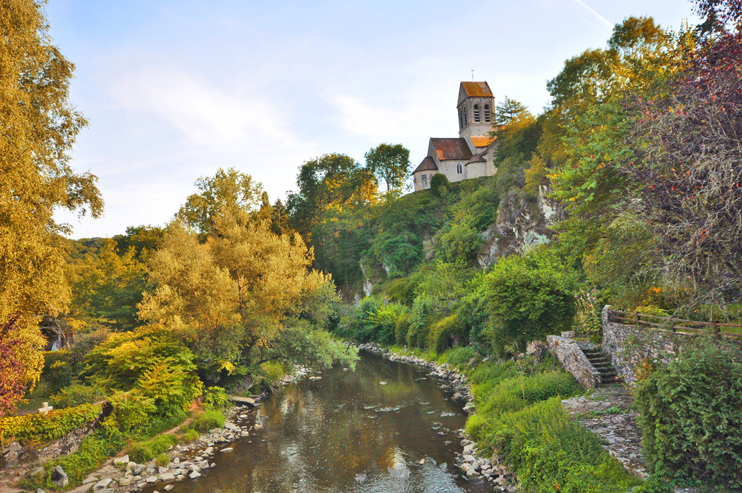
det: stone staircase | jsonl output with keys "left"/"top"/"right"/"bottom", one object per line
{"left": 580, "top": 345, "right": 619, "bottom": 385}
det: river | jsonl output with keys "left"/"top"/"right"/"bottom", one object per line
{"left": 166, "top": 351, "right": 490, "bottom": 493}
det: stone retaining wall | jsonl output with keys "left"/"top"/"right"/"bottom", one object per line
{"left": 546, "top": 335, "right": 600, "bottom": 388}
{"left": 1, "top": 403, "right": 111, "bottom": 470}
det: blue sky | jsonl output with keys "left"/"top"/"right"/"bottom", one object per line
{"left": 48, "top": 0, "right": 699, "bottom": 238}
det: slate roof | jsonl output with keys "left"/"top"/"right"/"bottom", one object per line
{"left": 412, "top": 156, "right": 438, "bottom": 173}
{"left": 430, "top": 138, "right": 473, "bottom": 161}
{"left": 466, "top": 153, "right": 486, "bottom": 164}
{"left": 461, "top": 81, "right": 493, "bottom": 98}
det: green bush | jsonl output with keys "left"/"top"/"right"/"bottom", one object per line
{"left": 369, "top": 303, "right": 407, "bottom": 345}
{"left": 50, "top": 384, "right": 106, "bottom": 409}
{"left": 67, "top": 330, "right": 109, "bottom": 373}
{"left": 155, "top": 453, "right": 169, "bottom": 467}
{"left": 634, "top": 343, "right": 742, "bottom": 489}
{"left": 20, "top": 430, "right": 125, "bottom": 491}
{"left": 189, "top": 409, "right": 225, "bottom": 433}
{"left": 428, "top": 314, "right": 466, "bottom": 354}
{"left": 82, "top": 325, "right": 203, "bottom": 416}
{"left": 406, "top": 295, "right": 440, "bottom": 348}
{"left": 440, "top": 346, "right": 476, "bottom": 366}
{"left": 394, "top": 311, "right": 411, "bottom": 346}
{"left": 435, "top": 215, "right": 484, "bottom": 267}
{"left": 127, "top": 433, "right": 178, "bottom": 463}
{"left": 203, "top": 386, "right": 230, "bottom": 410}
{"left": 48, "top": 360, "right": 73, "bottom": 394}
{"left": 181, "top": 428, "right": 199, "bottom": 443}
{"left": 480, "top": 245, "right": 578, "bottom": 352}
{"left": 104, "top": 390, "right": 157, "bottom": 434}
{"left": 385, "top": 277, "right": 416, "bottom": 306}
{"left": 430, "top": 173, "right": 451, "bottom": 198}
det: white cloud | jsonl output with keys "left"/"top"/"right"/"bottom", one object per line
{"left": 108, "top": 67, "right": 291, "bottom": 154}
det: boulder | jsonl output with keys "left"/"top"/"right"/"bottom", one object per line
{"left": 160, "top": 473, "right": 175, "bottom": 482}
{"left": 220, "top": 447, "right": 233, "bottom": 453}
{"left": 113, "top": 454, "right": 130, "bottom": 465}
{"left": 118, "top": 478, "right": 132, "bottom": 486}
{"left": 50, "top": 466, "right": 69, "bottom": 488}
{"left": 93, "top": 478, "right": 113, "bottom": 491}
{"left": 189, "top": 471, "right": 202, "bottom": 479}
{"left": 133, "top": 464, "right": 146, "bottom": 475}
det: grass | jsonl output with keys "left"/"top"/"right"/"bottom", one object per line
{"left": 466, "top": 358, "right": 642, "bottom": 493}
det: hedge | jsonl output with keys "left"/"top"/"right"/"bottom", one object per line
{"left": 0, "top": 403, "right": 103, "bottom": 444}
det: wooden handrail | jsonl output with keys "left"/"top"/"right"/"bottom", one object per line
{"left": 608, "top": 309, "right": 742, "bottom": 339}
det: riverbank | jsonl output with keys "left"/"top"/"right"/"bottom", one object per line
{"left": 1, "top": 367, "right": 313, "bottom": 493}
{"left": 356, "top": 343, "right": 520, "bottom": 493}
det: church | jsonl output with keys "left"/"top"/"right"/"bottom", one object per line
{"left": 412, "top": 81, "right": 497, "bottom": 191}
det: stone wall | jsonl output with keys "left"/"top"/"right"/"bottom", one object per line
{"left": 600, "top": 305, "right": 742, "bottom": 382}
{"left": 1, "top": 403, "right": 110, "bottom": 469}
{"left": 546, "top": 335, "right": 601, "bottom": 388}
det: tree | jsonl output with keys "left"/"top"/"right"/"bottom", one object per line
{"left": 495, "top": 96, "right": 530, "bottom": 126}
{"left": 141, "top": 170, "right": 357, "bottom": 376}
{"left": 71, "top": 240, "right": 147, "bottom": 331}
{"left": 0, "top": 317, "right": 28, "bottom": 417}
{"left": 177, "top": 168, "right": 262, "bottom": 237}
{"left": 364, "top": 143, "right": 411, "bottom": 194}
{"left": 0, "top": 0, "right": 103, "bottom": 399}
{"left": 617, "top": 27, "right": 742, "bottom": 308}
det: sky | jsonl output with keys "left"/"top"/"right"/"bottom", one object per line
{"left": 47, "top": 0, "right": 700, "bottom": 239}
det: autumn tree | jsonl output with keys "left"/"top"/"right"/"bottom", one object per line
{"left": 0, "top": 0, "right": 103, "bottom": 408}
{"left": 140, "top": 170, "right": 357, "bottom": 377}
{"left": 495, "top": 96, "right": 529, "bottom": 126}
{"left": 178, "top": 168, "right": 262, "bottom": 237}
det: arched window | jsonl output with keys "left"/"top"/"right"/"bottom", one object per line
{"left": 457, "top": 163, "right": 463, "bottom": 174}
{"left": 458, "top": 109, "right": 464, "bottom": 130}
{"left": 464, "top": 110, "right": 468, "bottom": 126}
{"left": 421, "top": 174, "right": 428, "bottom": 189}
{"left": 473, "top": 104, "right": 480, "bottom": 122}
{"left": 484, "top": 104, "right": 491, "bottom": 122}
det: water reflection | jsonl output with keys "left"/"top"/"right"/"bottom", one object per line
{"left": 166, "top": 352, "right": 489, "bottom": 493}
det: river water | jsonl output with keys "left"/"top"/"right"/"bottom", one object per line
{"left": 169, "top": 351, "right": 489, "bottom": 493}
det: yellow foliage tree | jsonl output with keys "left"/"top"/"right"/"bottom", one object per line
{"left": 0, "top": 0, "right": 102, "bottom": 403}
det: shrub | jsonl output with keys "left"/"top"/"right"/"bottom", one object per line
{"left": 435, "top": 215, "right": 484, "bottom": 267}
{"left": 103, "top": 390, "right": 156, "bottom": 434}
{"left": 440, "top": 346, "right": 476, "bottom": 367}
{"left": 46, "top": 360, "right": 73, "bottom": 395}
{"left": 634, "top": 343, "right": 742, "bottom": 489}
{"left": 480, "top": 245, "right": 577, "bottom": 352}
{"left": 385, "top": 277, "right": 416, "bottom": 306}
{"left": 428, "top": 314, "right": 465, "bottom": 354}
{"left": 155, "top": 453, "right": 169, "bottom": 467}
{"left": 126, "top": 433, "right": 178, "bottom": 463}
{"left": 394, "top": 311, "right": 411, "bottom": 346}
{"left": 406, "top": 295, "right": 440, "bottom": 348}
{"left": 181, "top": 428, "right": 199, "bottom": 443}
{"left": 51, "top": 384, "right": 106, "bottom": 409}
{"left": 430, "top": 173, "right": 451, "bottom": 198}
{"left": 189, "top": 409, "right": 225, "bottom": 433}
{"left": 20, "top": 430, "right": 125, "bottom": 491}
{"left": 67, "top": 330, "right": 109, "bottom": 373}
{"left": 368, "top": 303, "right": 407, "bottom": 345}
{"left": 203, "top": 386, "right": 230, "bottom": 410}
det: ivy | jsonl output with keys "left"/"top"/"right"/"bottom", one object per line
{"left": 0, "top": 403, "right": 102, "bottom": 445}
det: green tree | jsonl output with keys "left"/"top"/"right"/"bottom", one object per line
{"left": 364, "top": 143, "right": 411, "bottom": 194}
{"left": 71, "top": 240, "right": 147, "bottom": 331}
{"left": 0, "top": 0, "right": 103, "bottom": 397}
{"left": 495, "top": 96, "right": 530, "bottom": 126}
